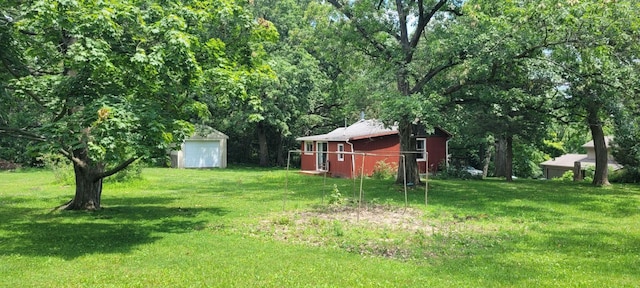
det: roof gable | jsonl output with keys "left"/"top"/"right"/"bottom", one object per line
{"left": 296, "top": 119, "right": 397, "bottom": 142}
{"left": 189, "top": 125, "right": 229, "bottom": 140}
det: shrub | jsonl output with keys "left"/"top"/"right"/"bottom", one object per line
{"left": 436, "top": 166, "right": 482, "bottom": 180}
{"left": 37, "top": 153, "right": 74, "bottom": 184}
{"left": 372, "top": 160, "right": 397, "bottom": 180}
{"left": 553, "top": 170, "right": 574, "bottom": 182}
{"left": 328, "top": 184, "right": 344, "bottom": 205}
{"left": 105, "top": 160, "right": 143, "bottom": 183}
{"left": 584, "top": 165, "right": 596, "bottom": 179}
{"left": 610, "top": 167, "right": 640, "bottom": 183}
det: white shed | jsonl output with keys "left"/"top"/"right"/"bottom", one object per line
{"left": 170, "top": 126, "right": 228, "bottom": 168}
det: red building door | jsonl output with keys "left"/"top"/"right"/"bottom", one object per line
{"left": 316, "top": 142, "right": 328, "bottom": 171}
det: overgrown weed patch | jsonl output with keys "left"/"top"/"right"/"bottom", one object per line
{"left": 246, "top": 202, "right": 523, "bottom": 261}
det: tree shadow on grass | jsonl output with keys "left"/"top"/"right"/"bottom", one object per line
{"left": 0, "top": 197, "right": 228, "bottom": 260}
{"left": 543, "top": 228, "right": 640, "bottom": 256}
{"left": 425, "top": 179, "right": 640, "bottom": 217}
{"left": 531, "top": 228, "right": 640, "bottom": 279}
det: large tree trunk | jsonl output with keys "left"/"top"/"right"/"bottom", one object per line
{"left": 257, "top": 122, "right": 269, "bottom": 167}
{"left": 276, "top": 134, "right": 285, "bottom": 166}
{"left": 588, "top": 108, "right": 610, "bottom": 186}
{"left": 64, "top": 150, "right": 104, "bottom": 210}
{"left": 59, "top": 151, "right": 137, "bottom": 211}
{"left": 394, "top": 65, "right": 421, "bottom": 185}
{"left": 482, "top": 141, "right": 492, "bottom": 178}
{"left": 494, "top": 136, "right": 514, "bottom": 181}
{"left": 505, "top": 135, "right": 514, "bottom": 182}
{"left": 396, "top": 120, "right": 421, "bottom": 185}
{"left": 494, "top": 137, "right": 507, "bottom": 177}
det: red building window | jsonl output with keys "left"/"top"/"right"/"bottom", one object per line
{"left": 416, "top": 138, "right": 426, "bottom": 161}
{"left": 337, "top": 144, "right": 344, "bottom": 161}
{"left": 304, "top": 141, "right": 314, "bottom": 155}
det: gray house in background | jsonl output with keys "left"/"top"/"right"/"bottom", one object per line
{"left": 540, "top": 136, "right": 622, "bottom": 179}
{"left": 170, "top": 126, "right": 228, "bottom": 168}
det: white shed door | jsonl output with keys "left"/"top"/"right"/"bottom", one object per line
{"left": 184, "top": 141, "right": 221, "bottom": 168}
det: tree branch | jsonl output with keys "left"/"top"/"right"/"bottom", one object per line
{"left": 0, "top": 54, "right": 48, "bottom": 108}
{"left": 52, "top": 100, "right": 70, "bottom": 122}
{"left": 327, "top": 0, "right": 394, "bottom": 61}
{"left": 443, "top": 8, "right": 463, "bottom": 16}
{"left": 410, "top": 56, "right": 464, "bottom": 94}
{"left": 443, "top": 61, "right": 505, "bottom": 96}
{"left": 0, "top": 126, "right": 47, "bottom": 142}
{"left": 409, "top": 0, "right": 447, "bottom": 50}
{"left": 396, "top": 0, "right": 410, "bottom": 55}
{"left": 515, "top": 37, "right": 580, "bottom": 59}
{"left": 58, "top": 148, "right": 87, "bottom": 169}
{"left": 97, "top": 157, "right": 139, "bottom": 180}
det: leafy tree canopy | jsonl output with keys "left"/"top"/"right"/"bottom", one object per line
{"left": 0, "top": 0, "right": 277, "bottom": 209}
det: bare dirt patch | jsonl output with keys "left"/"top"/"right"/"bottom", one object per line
{"left": 294, "top": 204, "right": 434, "bottom": 233}
{"left": 242, "top": 203, "right": 507, "bottom": 260}
{"left": 245, "top": 204, "right": 444, "bottom": 260}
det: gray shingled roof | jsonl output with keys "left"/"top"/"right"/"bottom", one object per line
{"left": 540, "top": 153, "right": 622, "bottom": 170}
{"left": 296, "top": 119, "right": 398, "bottom": 142}
{"left": 541, "top": 136, "right": 622, "bottom": 170}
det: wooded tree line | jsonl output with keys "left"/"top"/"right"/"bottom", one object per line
{"left": 1, "top": 0, "right": 638, "bottom": 210}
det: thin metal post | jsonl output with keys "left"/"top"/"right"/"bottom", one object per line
{"left": 425, "top": 152, "right": 429, "bottom": 206}
{"left": 402, "top": 154, "right": 408, "bottom": 210}
{"left": 284, "top": 150, "right": 292, "bottom": 211}
{"left": 322, "top": 170, "right": 327, "bottom": 204}
{"left": 358, "top": 153, "right": 366, "bottom": 222}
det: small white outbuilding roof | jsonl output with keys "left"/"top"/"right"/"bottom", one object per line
{"left": 189, "top": 126, "right": 229, "bottom": 140}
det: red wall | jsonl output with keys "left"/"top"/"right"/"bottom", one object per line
{"left": 418, "top": 135, "right": 448, "bottom": 173}
{"left": 299, "top": 142, "right": 316, "bottom": 171}
{"left": 351, "top": 135, "right": 401, "bottom": 178}
{"left": 326, "top": 142, "right": 352, "bottom": 178}
{"left": 298, "top": 141, "right": 355, "bottom": 177}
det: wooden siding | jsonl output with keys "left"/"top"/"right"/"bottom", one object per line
{"left": 351, "top": 135, "right": 401, "bottom": 178}
{"left": 327, "top": 142, "right": 353, "bottom": 178}
{"left": 422, "top": 135, "right": 448, "bottom": 172}
{"left": 299, "top": 142, "right": 316, "bottom": 171}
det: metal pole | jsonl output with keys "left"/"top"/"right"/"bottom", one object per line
{"left": 358, "top": 153, "right": 366, "bottom": 222}
{"left": 425, "top": 152, "right": 429, "bottom": 206}
{"left": 284, "top": 150, "right": 292, "bottom": 211}
{"left": 403, "top": 154, "right": 408, "bottom": 210}
{"left": 322, "top": 170, "right": 327, "bottom": 204}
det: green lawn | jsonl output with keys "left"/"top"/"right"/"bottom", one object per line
{"left": 1, "top": 167, "right": 639, "bottom": 287}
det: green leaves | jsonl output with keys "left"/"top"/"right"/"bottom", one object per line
{"left": 1, "top": 0, "right": 276, "bottom": 176}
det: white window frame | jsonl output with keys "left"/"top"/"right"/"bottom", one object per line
{"left": 304, "top": 141, "right": 314, "bottom": 155}
{"left": 416, "top": 138, "right": 426, "bottom": 161}
{"left": 337, "top": 144, "right": 345, "bottom": 161}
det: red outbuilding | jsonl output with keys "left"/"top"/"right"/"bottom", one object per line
{"left": 296, "top": 119, "right": 452, "bottom": 178}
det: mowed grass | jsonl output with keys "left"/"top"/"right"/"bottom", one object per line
{"left": 1, "top": 167, "right": 639, "bottom": 287}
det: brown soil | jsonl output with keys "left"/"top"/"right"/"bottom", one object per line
{"left": 0, "top": 159, "right": 21, "bottom": 170}
{"left": 293, "top": 204, "right": 433, "bottom": 232}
